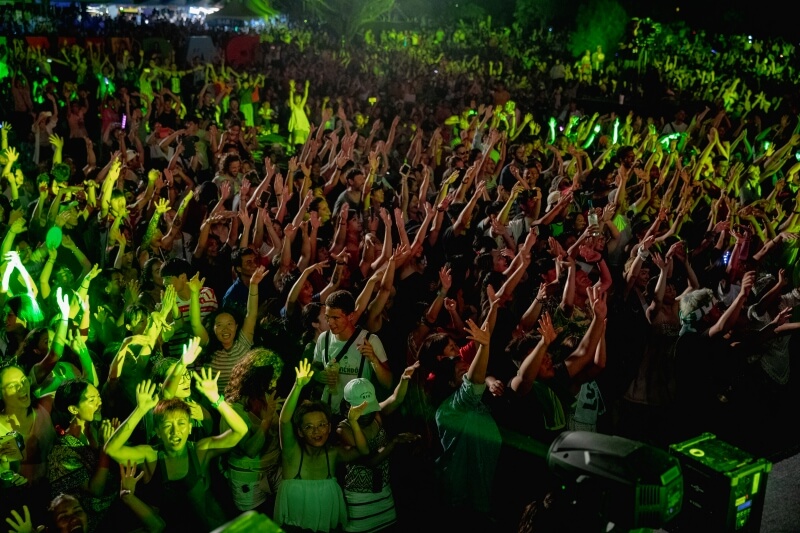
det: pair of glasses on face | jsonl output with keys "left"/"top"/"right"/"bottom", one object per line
{"left": 301, "top": 422, "right": 330, "bottom": 432}
{"left": 3, "top": 376, "right": 29, "bottom": 394}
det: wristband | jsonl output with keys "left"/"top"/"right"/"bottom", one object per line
{"left": 120, "top": 490, "right": 132, "bottom": 498}
{"left": 211, "top": 396, "right": 225, "bottom": 409}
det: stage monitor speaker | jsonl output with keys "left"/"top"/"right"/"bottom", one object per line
{"left": 669, "top": 432, "right": 771, "bottom": 532}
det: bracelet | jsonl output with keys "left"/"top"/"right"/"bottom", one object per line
{"left": 437, "top": 290, "right": 446, "bottom": 298}
{"left": 437, "top": 208, "right": 445, "bottom": 213}
{"left": 249, "top": 292, "right": 258, "bottom": 296}
{"left": 120, "top": 490, "right": 132, "bottom": 498}
{"left": 211, "top": 396, "right": 225, "bottom": 409}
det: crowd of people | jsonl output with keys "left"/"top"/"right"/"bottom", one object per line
{"left": 1, "top": 7, "right": 799, "bottom": 533}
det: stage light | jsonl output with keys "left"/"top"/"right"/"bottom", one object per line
{"left": 547, "top": 431, "right": 683, "bottom": 531}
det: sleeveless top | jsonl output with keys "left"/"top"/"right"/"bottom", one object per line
{"left": 143, "top": 442, "right": 227, "bottom": 532}
{"left": 295, "top": 445, "right": 331, "bottom": 479}
{"left": 274, "top": 445, "right": 347, "bottom": 532}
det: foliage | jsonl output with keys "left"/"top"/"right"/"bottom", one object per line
{"left": 568, "top": 0, "right": 628, "bottom": 59}
{"left": 514, "top": 0, "right": 563, "bottom": 32}
{"left": 298, "top": 0, "right": 396, "bottom": 40}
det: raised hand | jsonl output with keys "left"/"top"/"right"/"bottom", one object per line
{"left": 219, "top": 180, "right": 231, "bottom": 202}
{"left": 537, "top": 312, "right": 560, "bottom": 345}
{"left": 250, "top": 265, "right": 268, "bottom": 286}
{"left": 56, "top": 287, "right": 71, "bottom": 319}
{"left": 9, "top": 217, "right": 26, "bottom": 235}
{"left": 294, "top": 359, "right": 314, "bottom": 387}
{"left": 463, "top": 317, "right": 490, "bottom": 346}
{"left": 67, "top": 328, "right": 87, "bottom": 356}
{"left": 187, "top": 272, "right": 205, "bottom": 293}
{"left": 4, "top": 146, "right": 19, "bottom": 163}
{"left": 240, "top": 178, "right": 251, "bottom": 200}
{"left": 181, "top": 336, "right": 202, "bottom": 366}
{"left": 160, "top": 284, "right": 176, "bottom": 318}
{"left": 154, "top": 198, "right": 170, "bottom": 215}
{"left": 192, "top": 367, "right": 221, "bottom": 402}
{"left": 124, "top": 279, "right": 140, "bottom": 305}
{"left": 135, "top": 380, "right": 159, "bottom": 412}
{"left": 439, "top": 266, "right": 452, "bottom": 292}
{"left": 260, "top": 389, "right": 283, "bottom": 424}
{"left": 651, "top": 252, "right": 668, "bottom": 271}
{"left": 347, "top": 400, "right": 369, "bottom": 423}
{"left": 586, "top": 285, "right": 608, "bottom": 320}
{"left": 401, "top": 361, "right": 420, "bottom": 381}
{"left": 740, "top": 270, "right": 756, "bottom": 297}
{"left": 100, "top": 417, "right": 120, "bottom": 445}
{"left": 120, "top": 460, "right": 145, "bottom": 497}
{"left": 48, "top": 133, "right": 64, "bottom": 149}
{"left": 4, "top": 505, "right": 45, "bottom": 533}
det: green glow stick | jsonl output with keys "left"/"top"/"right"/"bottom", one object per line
{"left": 548, "top": 117, "right": 557, "bottom": 145}
{"left": 612, "top": 118, "right": 620, "bottom": 145}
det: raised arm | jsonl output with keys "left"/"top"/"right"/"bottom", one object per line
{"left": 511, "top": 312, "right": 559, "bottom": 397}
{"left": 103, "top": 380, "right": 159, "bottom": 465}
{"left": 187, "top": 273, "right": 210, "bottom": 346}
{"left": 464, "top": 293, "right": 499, "bottom": 385}
{"left": 194, "top": 367, "right": 248, "bottom": 453}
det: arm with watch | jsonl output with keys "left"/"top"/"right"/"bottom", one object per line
{"left": 118, "top": 461, "right": 166, "bottom": 533}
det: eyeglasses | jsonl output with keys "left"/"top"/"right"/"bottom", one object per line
{"left": 3, "top": 376, "right": 29, "bottom": 394}
{"left": 301, "top": 422, "right": 330, "bottom": 432}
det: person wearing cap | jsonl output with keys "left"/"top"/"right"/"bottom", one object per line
{"left": 336, "top": 366, "right": 421, "bottom": 533}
